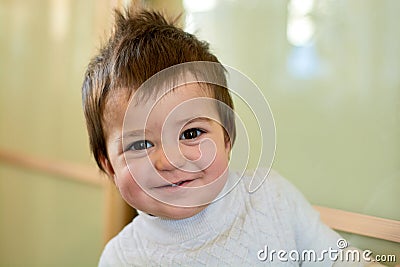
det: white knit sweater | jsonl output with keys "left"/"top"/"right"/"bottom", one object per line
{"left": 99, "top": 170, "right": 344, "bottom": 266}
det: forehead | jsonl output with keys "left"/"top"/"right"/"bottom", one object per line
{"left": 104, "top": 69, "right": 214, "bottom": 124}
{"left": 124, "top": 83, "right": 216, "bottom": 127}
{"left": 102, "top": 83, "right": 216, "bottom": 139}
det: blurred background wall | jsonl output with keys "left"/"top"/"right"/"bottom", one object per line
{"left": 0, "top": 0, "right": 120, "bottom": 265}
{"left": 184, "top": 0, "right": 400, "bottom": 263}
{"left": 0, "top": 0, "right": 399, "bottom": 266}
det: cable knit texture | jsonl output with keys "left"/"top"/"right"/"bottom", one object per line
{"left": 98, "top": 170, "right": 343, "bottom": 266}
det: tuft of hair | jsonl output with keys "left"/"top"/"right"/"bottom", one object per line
{"left": 110, "top": 7, "right": 220, "bottom": 89}
{"left": 81, "top": 2, "right": 235, "bottom": 172}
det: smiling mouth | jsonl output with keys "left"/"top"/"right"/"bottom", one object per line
{"left": 156, "top": 179, "right": 195, "bottom": 189}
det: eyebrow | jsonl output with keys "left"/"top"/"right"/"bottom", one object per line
{"left": 114, "top": 129, "right": 147, "bottom": 143}
{"left": 176, "top": 116, "right": 213, "bottom": 125}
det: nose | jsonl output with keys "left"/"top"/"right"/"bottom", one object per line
{"left": 152, "top": 145, "right": 185, "bottom": 171}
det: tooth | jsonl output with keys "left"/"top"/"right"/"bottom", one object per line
{"left": 171, "top": 183, "right": 178, "bottom": 187}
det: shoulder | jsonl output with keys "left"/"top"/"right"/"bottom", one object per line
{"left": 243, "top": 169, "right": 342, "bottom": 253}
{"left": 237, "top": 169, "right": 325, "bottom": 235}
{"left": 98, "top": 221, "right": 141, "bottom": 267}
{"left": 229, "top": 169, "right": 310, "bottom": 235}
{"left": 241, "top": 168, "right": 307, "bottom": 208}
{"left": 242, "top": 168, "right": 322, "bottom": 223}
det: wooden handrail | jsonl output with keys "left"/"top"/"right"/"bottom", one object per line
{"left": 0, "top": 148, "right": 128, "bottom": 244}
{"left": 0, "top": 149, "right": 106, "bottom": 187}
{"left": 314, "top": 205, "right": 400, "bottom": 243}
{"left": 1, "top": 148, "right": 399, "bottom": 244}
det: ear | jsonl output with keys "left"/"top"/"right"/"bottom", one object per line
{"left": 99, "top": 155, "right": 116, "bottom": 182}
{"left": 224, "top": 135, "right": 232, "bottom": 157}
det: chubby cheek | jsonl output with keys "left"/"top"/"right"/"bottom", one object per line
{"left": 201, "top": 139, "right": 229, "bottom": 177}
{"left": 114, "top": 164, "right": 151, "bottom": 209}
{"left": 208, "top": 150, "right": 229, "bottom": 180}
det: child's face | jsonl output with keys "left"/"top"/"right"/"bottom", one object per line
{"left": 103, "top": 83, "right": 231, "bottom": 219}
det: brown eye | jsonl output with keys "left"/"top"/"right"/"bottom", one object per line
{"left": 180, "top": 128, "right": 205, "bottom": 140}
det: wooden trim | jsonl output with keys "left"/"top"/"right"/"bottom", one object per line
{"left": 1, "top": 148, "right": 398, "bottom": 244}
{"left": 103, "top": 182, "right": 137, "bottom": 245}
{"left": 0, "top": 149, "right": 106, "bottom": 187}
{"left": 314, "top": 205, "right": 400, "bottom": 243}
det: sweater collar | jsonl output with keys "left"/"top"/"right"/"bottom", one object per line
{"left": 136, "top": 172, "right": 243, "bottom": 243}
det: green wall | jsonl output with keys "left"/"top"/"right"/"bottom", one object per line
{"left": 0, "top": 0, "right": 398, "bottom": 266}
{"left": 0, "top": 165, "right": 104, "bottom": 266}
{"left": 0, "top": 0, "right": 116, "bottom": 266}
{"left": 187, "top": 0, "right": 399, "bottom": 264}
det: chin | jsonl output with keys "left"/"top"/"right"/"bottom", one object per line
{"left": 157, "top": 204, "right": 208, "bottom": 220}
